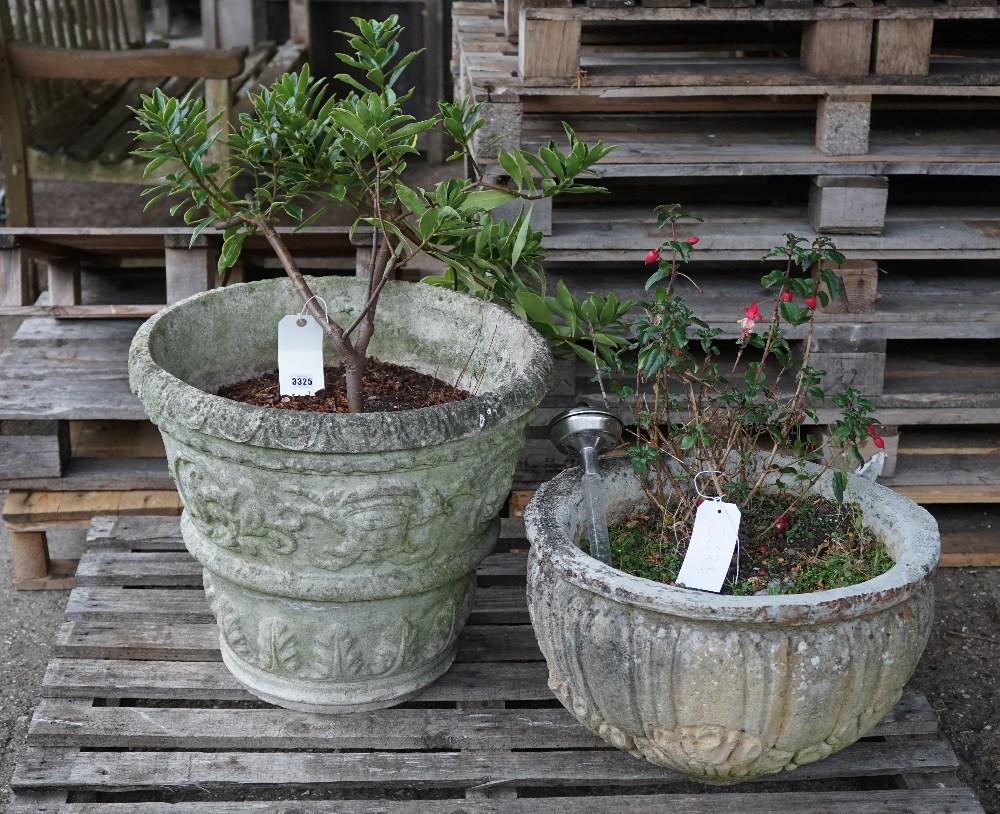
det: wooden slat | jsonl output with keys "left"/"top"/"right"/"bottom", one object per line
{"left": 0, "top": 788, "right": 988, "bottom": 813}
{"left": 3, "top": 490, "right": 181, "bottom": 527}
{"left": 11, "top": 738, "right": 961, "bottom": 792}
{"left": 28, "top": 698, "right": 607, "bottom": 750}
{"left": 41, "top": 658, "right": 551, "bottom": 702}
{"left": 54, "top": 621, "right": 544, "bottom": 663}
{"left": 72, "top": 549, "right": 527, "bottom": 587}
{"left": 62, "top": 585, "right": 528, "bottom": 624}
{"left": 6, "top": 43, "right": 245, "bottom": 81}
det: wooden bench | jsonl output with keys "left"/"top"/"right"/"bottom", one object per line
{"left": 0, "top": 0, "right": 309, "bottom": 226}
{"left": 4, "top": 513, "right": 986, "bottom": 810}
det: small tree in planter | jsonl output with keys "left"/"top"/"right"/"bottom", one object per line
{"left": 133, "top": 15, "right": 630, "bottom": 412}
{"left": 127, "top": 16, "right": 633, "bottom": 714}
{"left": 524, "top": 206, "right": 940, "bottom": 783}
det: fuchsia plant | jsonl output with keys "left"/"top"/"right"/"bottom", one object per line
{"left": 605, "top": 204, "right": 882, "bottom": 537}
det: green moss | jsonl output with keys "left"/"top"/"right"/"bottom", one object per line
{"left": 593, "top": 494, "right": 893, "bottom": 596}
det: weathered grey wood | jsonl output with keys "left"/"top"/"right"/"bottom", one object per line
{"left": 0, "top": 343, "right": 144, "bottom": 420}
{"left": 0, "top": 246, "right": 32, "bottom": 306}
{"left": 11, "top": 738, "right": 961, "bottom": 792}
{"left": 64, "top": 584, "right": 528, "bottom": 624}
{"left": 801, "top": 20, "right": 873, "bottom": 76}
{"left": 41, "top": 658, "right": 552, "bottom": 702}
{"left": 1, "top": 458, "right": 172, "bottom": 491}
{"left": 45, "top": 258, "right": 81, "bottom": 306}
{"left": 82, "top": 515, "right": 526, "bottom": 548}
{"left": 29, "top": 698, "right": 607, "bottom": 750}
{"left": 54, "top": 621, "right": 544, "bottom": 663}
{"left": 874, "top": 19, "right": 934, "bottom": 75}
{"left": 72, "top": 549, "right": 528, "bottom": 587}
{"left": 810, "top": 352, "right": 886, "bottom": 395}
{"left": 2, "top": 788, "right": 990, "bottom": 813}
{"left": 808, "top": 175, "right": 889, "bottom": 234}
{"left": 0, "top": 420, "right": 69, "bottom": 480}
{"left": 164, "top": 246, "right": 214, "bottom": 304}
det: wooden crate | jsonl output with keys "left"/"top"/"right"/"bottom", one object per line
{"left": 5, "top": 514, "right": 986, "bottom": 812}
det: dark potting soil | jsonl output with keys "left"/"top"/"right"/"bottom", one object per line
{"left": 216, "top": 358, "right": 471, "bottom": 413}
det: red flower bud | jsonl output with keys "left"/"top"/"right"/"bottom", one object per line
{"left": 696, "top": 498, "right": 704, "bottom": 507}
{"left": 865, "top": 424, "right": 877, "bottom": 437}
{"left": 780, "top": 290, "right": 793, "bottom": 302}
{"left": 686, "top": 236, "right": 699, "bottom": 245}
{"left": 872, "top": 436, "right": 885, "bottom": 449}
{"left": 773, "top": 512, "right": 790, "bottom": 532}
{"left": 804, "top": 295, "right": 817, "bottom": 310}
{"left": 645, "top": 248, "right": 660, "bottom": 265}
{"left": 759, "top": 545, "right": 767, "bottom": 554}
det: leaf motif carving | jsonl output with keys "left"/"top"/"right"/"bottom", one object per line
{"left": 424, "top": 599, "right": 458, "bottom": 661}
{"left": 257, "top": 618, "right": 300, "bottom": 674}
{"left": 312, "top": 625, "right": 367, "bottom": 680}
{"left": 217, "top": 598, "right": 254, "bottom": 663}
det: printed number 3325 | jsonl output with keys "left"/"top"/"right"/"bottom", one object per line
{"left": 291, "top": 376, "right": 313, "bottom": 387}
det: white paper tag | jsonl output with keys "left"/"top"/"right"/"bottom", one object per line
{"left": 278, "top": 314, "right": 325, "bottom": 396}
{"left": 676, "top": 500, "right": 741, "bottom": 593}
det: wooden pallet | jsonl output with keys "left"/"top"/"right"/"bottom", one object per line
{"left": 1, "top": 489, "right": 182, "bottom": 590}
{"left": 457, "top": 1, "right": 1000, "bottom": 177}
{"left": 6, "top": 514, "right": 986, "bottom": 812}
{"left": 504, "top": 0, "right": 1000, "bottom": 80}
{"left": 0, "top": 227, "right": 359, "bottom": 318}
{"left": 0, "top": 319, "right": 166, "bottom": 489}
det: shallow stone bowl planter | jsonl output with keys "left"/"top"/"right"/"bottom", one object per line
{"left": 129, "top": 276, "right": 552, "bottom": 713}
{"left": 525, "top": 458, "right": 939, "bottom": 784}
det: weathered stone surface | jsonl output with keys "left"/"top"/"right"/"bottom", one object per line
{"left": 525, "top": 458, "right": 940, "bottom": 783}
{"left": 129, "top": 276, "right": 553, "bottom": 712}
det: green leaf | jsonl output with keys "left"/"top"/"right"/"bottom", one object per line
{"left": 511, "top": 214, "right": 531, "bottom": 267}
{"left": 395, "top": 183, "right": 427, "bottom": 216}
{"left": 218, "top": 231, "right": 246, "bottom": 273}
{"left": 460, "top": 189, "right": 517, "bottom": 213}
{"left": 497, "top": 150, "right": 523, "bottom": 190}
{"left": 833, "top": 470, "right": 848, "bottom": 503}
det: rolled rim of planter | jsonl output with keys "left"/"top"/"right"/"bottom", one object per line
{"left": 129, "top": 276, "right": 553, "bottom": 452}
{"left": 525, "top": 457, "right": 941, "bottom": 626}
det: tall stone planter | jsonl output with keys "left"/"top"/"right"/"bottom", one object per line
{"left": 525, "top": 458, "right": 939, "bottom": 784}
{"left": 129, "top": 276, "right": 552, "bottom": 713}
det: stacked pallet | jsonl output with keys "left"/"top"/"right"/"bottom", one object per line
{"left": 455, "top": 0, "right": 1000, "bottom": 561}
{"left": 5, "top": 514, "right": 987, "bottom": 812}
{"left": 0, "top": 226, "right": 358, "bottom": 588}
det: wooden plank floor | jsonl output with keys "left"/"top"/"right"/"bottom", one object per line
{"left": 7, "top": 515, "right": 985, "bottom": 812}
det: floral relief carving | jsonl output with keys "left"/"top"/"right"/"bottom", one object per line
{"left": 633, "top": 725, "right": 795, "bottom": 779}
{"left": 173, "top": 456, "right": 302, "bottom": 555}
{"left": 313, "top": 483, "right": 444, "bottom": 571}
{"left": 548, "top": 674, "right": 799, "bottom": 779}
{"left": 174, "top": 450, "right": 468, "bottom": 573}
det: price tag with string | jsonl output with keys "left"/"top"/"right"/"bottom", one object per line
{"left": 676, "top": 470, "right": 742, "bottom": 593}
{"left": 278, "top": 296, "right": 327, "bottom": 396}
